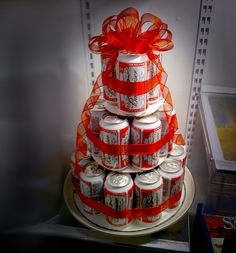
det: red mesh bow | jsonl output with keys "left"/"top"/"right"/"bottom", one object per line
{"left": 89, "top": 7, "right": 173, "bottom": 55}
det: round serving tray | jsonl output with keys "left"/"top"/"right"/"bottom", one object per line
{"left": 104, "top": 98, "right": 164, "bottom": 117}
{"left": 63, "top": 167, "right": 195, "bottom": 237}
{"left": 92, "top": 154, "right": 168, "bottom": 173}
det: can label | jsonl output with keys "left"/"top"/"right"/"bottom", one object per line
{"left": 149, "top": 61, "right": 157, "bottom": 79}
{"left": 157, "top": 106, "right": 176, "bottom": 156}
{"left": 162, "top": 177, "right": 171, "bottom": 202}
{"left": 162, "top": 173, "right": 184, "bottom": 208}
{"left": 116, "top": 61, "right": 149, "bottom": 113}
{"left": 170, "top": 174, "right": 184, "bottom": 208}
{"left": 88, "top": 108, "right": 108, "bottom": 156}
{"left": 89, "top": 108, "right": 107, "bottom": 135}
{"left": 156, "top": 109, "right": 169, "bottom": 157}
{"left": 149, "top": 85, "right": 161, "bottom": 102}
{"left": 131, "top": 126, "right": 161, "bottom": 168}
{"left": 104, "top": 86, "right": 117, "bottom": 103}
{"left": 170, "top": 174, "right": 184, "bottom": 197}
{"left": 148, "top": 61, "right": 161, "bottom": 103}
{"left": 160, "top": 132, "right": 169, "bottom": 157}
{"left": 135, "top": 186, "right": 162, "bottom": 223}
{"left": 101, "top": 55, "right": 117, "bottom": 103}
{"left": 100, "top": 126, "right": 130, "bottom": 169}
{"left": 80, "top": 178, "right": 104, "bottom": 214}
{"left": 104, "top": 187, "right": 133, "bottom": 226}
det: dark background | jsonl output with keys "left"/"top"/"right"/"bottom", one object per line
{"left": 0, "top": 0, "right": 86, "bottom": 232}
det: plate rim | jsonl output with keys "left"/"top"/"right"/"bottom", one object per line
{"left": 104, "top": 98, "right": 164, "bottom": 117}
{"left": 63, "top": 167, "right": 195, "bottom": 237}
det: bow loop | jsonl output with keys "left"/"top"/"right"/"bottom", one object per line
{"left": 89, "top": 7, "right": 174, "bottom": 55}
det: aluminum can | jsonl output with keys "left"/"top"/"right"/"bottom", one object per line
{"left": 131, "top": 114, "right": 161, "bottom": 169}
{"left": 89, "top": 102, "right": 108, "bottom": 134}
{"left": 115, "top": 51, "right": 150, "bottom": 115}
{"left": 156, "top": 103, "right": 174, "bottom": 157}
{"left": 79, "top": 162, "right": 106, "bottom": 214}
{"left": 104, "top": 172, "right": 134, "bottom": 226}
{"left": 134, "top": 170, "right": 163, "bottom": 223}
{"left": 88, "top": 103, "right": 109, "bottom": 156}
{"left": 159, "top": 158, "right": 184, "bottom": 209}
{"left": 148, "top": 55, "right": 161, "bottom": 104}
{"left": 99, "top": 115, "right": 130, "bottom": 170}
{"left": 71, "top": 152, "right": 92, "bottom": 187}
{"left": 168, "top": 143, "right": 187, "bottom": 169}
{"left": 101, "top": 54, "right": 117, "bottom": 104}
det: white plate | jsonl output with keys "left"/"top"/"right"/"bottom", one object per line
{"left": 105, "top": 98, "right": 164, "bottom": 117}
{"left": 63, "top": 167, "right": 195, "bottom": 237}
{"left": 92, "top": 154, "right": 168, "bottom": 173}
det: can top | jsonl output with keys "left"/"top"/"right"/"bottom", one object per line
{"left": 104, "top": 115, "right": 124, "bottom": 124}
{"left": 118, "top": 50, "right": 149, "bottom": 62}
{"left": 135, "top": 114, "right": 159, "bottom": 124}
{"left": 84, "top": 162, "right": 105, "bottom": 177}
{"left": 133, "top": 114, "right": 161, "bottom": 130}
{"left": 159, "top": 158, "right": 182, "bottom": 173}
{"left": 118, "top": 50, "right": 148, "bottom": 57}
{"left": 137, "top": 170, "right": 160, "bottom": 184}
{"left": 91, "top": 103, "right": 106, "bottom": 112}
{"left": 169, "top": 144, "right": 185, "bottom": 157}
{"left": 107, "top": 172, "right": 131, "bottom": 188}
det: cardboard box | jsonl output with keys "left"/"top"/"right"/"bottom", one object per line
{"left": 192, "top": 203, "right": 236, "bottom": 253}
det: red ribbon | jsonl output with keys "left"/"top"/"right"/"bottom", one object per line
{"left": 89, "top": 8, "right": 173, "bottom": 56}
{"left": 86, "top": 127, "right": 175, "bottom": 156}
{"left": 102, "top": 71, "right": 161, "bottom": 96}
{"left": 74, "top": 181, "right": 182, "bottom": 219}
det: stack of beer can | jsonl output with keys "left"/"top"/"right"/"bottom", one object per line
{"left": 103, "top": 51, "right": 164, "bottom": 117}
{"left": 71, "top": 50, "right": 187, "bottom": 229}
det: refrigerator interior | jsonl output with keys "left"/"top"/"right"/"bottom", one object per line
{"left": 0, "top": 0, "right": 236, "bottom": 238}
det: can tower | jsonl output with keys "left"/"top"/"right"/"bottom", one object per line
{"left": 73, "top": 49, "right": 185, "bottom": 228}
{"left": 71, "top": 8, "right": 189, "bottom": 233}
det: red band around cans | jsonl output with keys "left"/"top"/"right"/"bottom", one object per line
{"left": 86, "top": 127, "right": 174, "bottom": 156}
{"left": 75, "top": 72, "right": 185, "bottom": 172}
{"left": 74, "top": 182, "right": 182, "bottom": 219}
{"left": 102, "top": 69, "right": 161, "bottom": 96}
